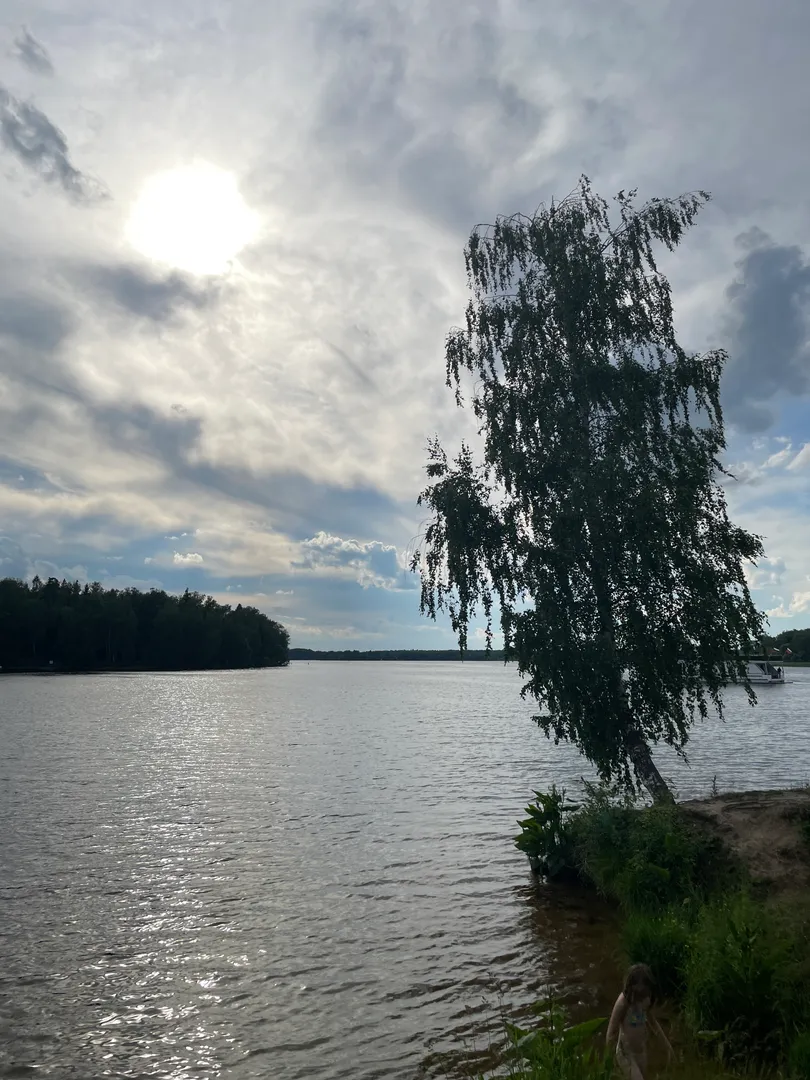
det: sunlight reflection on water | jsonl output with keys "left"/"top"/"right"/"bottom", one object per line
{"left": 1, "top": 665, "right": 809, "bottom": 1078}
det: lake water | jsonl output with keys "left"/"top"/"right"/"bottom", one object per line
{"left": 1, "top": 663, "right": 809, "bottom": 1080}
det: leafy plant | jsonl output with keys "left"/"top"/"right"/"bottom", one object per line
{"left": 514, "top": 785, "right": 580, "bottom": 882}
{"left": 499, "top": 1000, "right": 613, "bottom": 1080}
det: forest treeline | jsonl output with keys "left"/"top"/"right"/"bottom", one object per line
{"left": 765, "top": 626, "right": 810, "bottom": 660}
{"left": 0, "top": 577, "right": 289, "bottom": 671}
{"left": 290, "top": 629, "right": 810, "bottom": 663}
{"left": 289, "top": 648, "right": 507, "bottom": 661}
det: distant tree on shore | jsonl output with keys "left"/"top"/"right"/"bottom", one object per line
{"left": 288, "top": 648, "right": 506, "bottom": 661}
{"left": 413, "top": 178, "right": 765, "bottom": 804}
{"left": 764, "top": 628, "right": 810, "bottom": 661}
{"left": 0, "top": 577, "right": 289, "bottom": 670}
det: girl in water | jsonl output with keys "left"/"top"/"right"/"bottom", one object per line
{"left": 606, "top": 963, "right": 674, "bottom": 1079}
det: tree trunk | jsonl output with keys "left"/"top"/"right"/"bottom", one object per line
{"left": 627, "top": 731, "right": 674, "bottom": 804}
{"left": 578, "top": 432, "right": 676, "bottom": 806}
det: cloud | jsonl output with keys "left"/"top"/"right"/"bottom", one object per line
{"left": 0, "top": 84, "right": 107, "bottom": 203}
{"left": 745, "top": 556, "right": 786, "bottom": 588}
{"left": 13, "top": 28, "right": 55, "bottom": 76}
{"left": 74, "top": 264, "right": 216, "bottom": 322}
{"left": 172, "top": 551, "right": 203, "bottom": 564}
{"left": 767, "top": 591, "right": 810, "bottom": 619}
{"left": 286, "top": 621, "right": 367, "bottom": 641}
{"left": 788, "top": 443, "right": 810, "bottom": 470}
{"left": 2, "top": 0, "right": 810, "bottom": 649}
{"left": 763, "top": 445, "right": 794, "bottom": 469}
{"left": 295, "top": 531, "right": 414, "bottom": 589}
{"left": 0, "top": 286, "right": 72, "bottom": 356}
{"left": 473, "top": 625, "right": 503, "bottom": 646}
{"left": 0, "top": 536, "right": 86, "bottom": 584}
{"left": 0, "top": 536, "right": 30, "bottom": 579}
{"left": 92, "top": 573, "right": 165, "bottom": 591}
{"left": 722, "top": 230, "right": 810, "bottom": 432}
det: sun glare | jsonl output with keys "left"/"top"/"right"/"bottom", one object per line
{"left": 126, "top": 163, "right": 260, "bottom": 276}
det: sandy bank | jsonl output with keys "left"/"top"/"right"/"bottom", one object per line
{"left": 679, "top": 788, "right": 810, "bottom": 896}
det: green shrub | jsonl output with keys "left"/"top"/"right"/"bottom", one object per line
{"left": 564, "top": 782, "right": 635, "bottom": 896}
{"left": 621, "top": 905, "right": 693, "bottom": 1000}
{"left": 683, "top": 891, "right": 793, "bottom": 1065}
{"left": 514, "top": 785, "right": 581, "bottom": 883}
{"left": 788, "top": 1031, "right": 810, "bottom": 1079}
{"left": 569, "top": 782, "right": 733, "bottom": 912}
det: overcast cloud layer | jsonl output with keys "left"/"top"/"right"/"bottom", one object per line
{"left": 1, "top": 1, "right": 810, "bottom": 648}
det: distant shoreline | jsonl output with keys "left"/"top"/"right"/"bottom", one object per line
{"left": 3, "top": 653, "right": 809, "bottom": 672}
{"left": 289, "top": 649, "right": 507, "bottom": 661}
{"left": 289, "top": 650, "right": 810, "bottom": 664}
{"left": 0, "top": 663, "right": 288, "bottom": 675}
{"left": 0, "top": 651, "right": 506, "bottom": 671}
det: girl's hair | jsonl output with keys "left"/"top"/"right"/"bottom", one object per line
{"left": 623, "top": 963, "right": 656, "bottom": 1006}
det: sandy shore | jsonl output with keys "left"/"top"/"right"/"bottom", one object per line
{"left": 679, "top": 788, "right": 810, "bottom": 896}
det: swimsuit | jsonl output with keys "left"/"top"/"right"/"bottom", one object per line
{"left": 617, "top": 1005, "right": 647, "bottom": 1077}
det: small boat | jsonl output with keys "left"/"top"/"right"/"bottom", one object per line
{"left": 744, "top": 659, "right": 785, "bottom": 685}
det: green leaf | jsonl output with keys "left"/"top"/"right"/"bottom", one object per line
{"left": 563, "top": 1016, "right": 608, "bottom": 1042}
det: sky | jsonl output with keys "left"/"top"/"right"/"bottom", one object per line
{"left": 0, "top": 1, "right": 809, "bottom": 650}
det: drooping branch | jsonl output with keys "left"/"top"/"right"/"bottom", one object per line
{"left": 414, "top": 176, "right": 765, "bottom": 801}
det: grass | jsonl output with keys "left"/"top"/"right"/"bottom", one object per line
{"left": 621, "top": 905, "right": 693, "bottom": 1001}
{"left": 683, "top": 891, "right": 797, "bottom": 1066}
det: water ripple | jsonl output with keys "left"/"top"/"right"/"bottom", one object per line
{"left": 1, "top": 665, "right": 809, "bottom": 1079}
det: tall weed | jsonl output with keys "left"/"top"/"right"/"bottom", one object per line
{"left": 684, "top": 891, "right": 793, "bottom": 1065}
{"left": 621, "top": 905, "right": 693, "bottom": 1000}
{"left": 787, "top": 1031, "right": 810, "bottom": 1079}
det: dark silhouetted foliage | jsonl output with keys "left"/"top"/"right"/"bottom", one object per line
{"left": 0, "top": 576, "right": 289, "bottom": 671}
{"left": 413, "top": 177, "right": 765, "bottom": 801}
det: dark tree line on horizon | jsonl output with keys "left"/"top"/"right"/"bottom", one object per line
{"left": 289, "top": 648, "right": 508, "bottom": 661}
{"left": 289, "top": 631, "right": 810, "bottom": 663}
{"left": 764, "top": 627, "right": 810, "bottom": 661}
{"left": 0, "top": 577, "right": 289, "bottom": 671}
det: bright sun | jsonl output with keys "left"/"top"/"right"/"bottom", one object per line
{"left": 126, "top": 163, "right": 260, "bottom": 276}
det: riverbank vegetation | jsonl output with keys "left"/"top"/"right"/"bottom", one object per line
{"left": 413, "top": 178, "right": 810, "bottom": 1077}
{"left": 502, "top": 783, "right": 810, "bottom": 1079}
{"left": 0, "top": 576, "right": 289, "bottom": 670}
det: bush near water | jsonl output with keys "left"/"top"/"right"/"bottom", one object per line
{"left": 502, "top": 784, "right": 810, "bottom": 1079}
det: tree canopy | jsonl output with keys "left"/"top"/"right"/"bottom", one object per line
{"left": 412, "top": 177, "right": 765, "bottom": 801}
{"left": 0, "top": 576, "right": 289, "bottom": 671}
{"left": 764, "top": 628, "right": 810, "bottom": 661}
